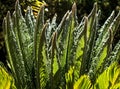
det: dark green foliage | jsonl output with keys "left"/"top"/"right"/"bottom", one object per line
{"left": 2, "top": 0, "right": 120, "bottom": 89}
{"left": 0, "top": 0, "right": 120, "bottom": 75}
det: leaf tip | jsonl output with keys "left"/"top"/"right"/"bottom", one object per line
{"left": 72, "top": 2, "right": 77, "bottom": 16}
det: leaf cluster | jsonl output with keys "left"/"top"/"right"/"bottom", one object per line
{"left": 2, "top": 0, "right": 120, "bottom": 89}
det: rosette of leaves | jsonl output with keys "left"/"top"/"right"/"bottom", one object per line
{"left": 2, "top": 0, "right": 120, "bottom": 89}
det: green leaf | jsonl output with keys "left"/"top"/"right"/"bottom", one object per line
{"left": 88, "top": 10, "right": 120, "bottom": 83}
{"left": 33, "top": 4, "right": 45, "bottom": 89}
{"left": 65, "top": 66, "right": 74, "bottom": 89}
{"left": 0, "top": 64, "right": 16, "bottom": 89}
{"left": 74, "top": 75, "right": 91, "bottom": 89}
{"left": 5, "top": 10, "right": 27, "bottom": 88}
{"left": 105, "top": 40, "right": 120, "bottom": 69}
{"left": 94, "top": 62, "right": 120, "bottom": 89}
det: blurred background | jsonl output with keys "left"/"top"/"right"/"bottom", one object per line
{"left": 0, "top": 0, "right": 120, "bottom": 67}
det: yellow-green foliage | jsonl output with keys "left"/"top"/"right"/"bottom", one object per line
{"left": 74, "top": 75, "right": 91, "bottom": 89}
{"left": 94, "top": 62, "right": 120, "bottom": 89}
{"left": 66, "top": 62, "right": 120, "bottom": 89}
{"left": 0, "top": 65, "right": 16, "bottom": 89}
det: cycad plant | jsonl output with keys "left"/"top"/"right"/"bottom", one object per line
{"left": 2, "top": 0, "right": 120, "bottom": 89}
